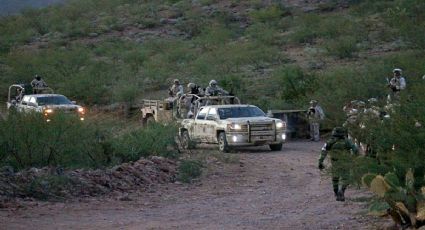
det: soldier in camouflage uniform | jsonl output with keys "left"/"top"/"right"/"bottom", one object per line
{"left": 318, "top": 127, "right": 358, "bottom": 201}
{"left": 205, "top": 80, "right": 228, "bottom": 96}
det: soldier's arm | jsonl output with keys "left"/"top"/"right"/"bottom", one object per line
{"left": 318, "top": 143, "right": 328, "bottom": 167}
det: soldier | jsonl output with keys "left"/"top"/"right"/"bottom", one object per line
{"left": 318, "top": 127, "right": 358, "bottom": 201}
{"left": 307, "top": 100, "right": 325, "bottom": 141}
{"left": 169, "top": 79, "right": 184, "bottom": 98}
{"left": 387, "top": 68, "right": 406, "bottom": 101}
{"left": 30, "top": 74, "right": 48, "bottom": 94}
{"left": 205, "top": 80, "right": 228, "bottom": 96}
{"left": 187, "top": 83, "right": 204, "bottom": 97}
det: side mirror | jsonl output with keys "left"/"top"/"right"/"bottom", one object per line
{"left": 71, "top": 101, "right": 76, "bottom": 104}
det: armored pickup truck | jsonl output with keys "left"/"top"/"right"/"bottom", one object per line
{"left": 7, "top": 84, "right": 85, "bottom": 121}
{"left": 179, "top": 104, "right": 287, "bottom": 152}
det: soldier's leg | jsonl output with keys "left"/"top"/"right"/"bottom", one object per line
{"left": 309, "top": 123, "right": 314, "bottom": 140}
{"left": 314, "top": 123, "right": 320, "bottom": 141}
{"left": 332, "top": 176, "right": 339, "bottom": 197}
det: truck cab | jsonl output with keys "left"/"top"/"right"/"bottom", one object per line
{"left": 7, "top": 85, "right": 85, "bottom": 121}
{"left": 180, "top": 104, "right": 287, "bottom": 152}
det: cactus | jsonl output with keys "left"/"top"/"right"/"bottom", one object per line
{"left": 370, "top": 175, "right": 391, "bottom": 198}
{"left": 364, "top": 170, "right": 425, "bottom": 228}
{"left": 362, "top": 173, "right": 377, "bottom": 188}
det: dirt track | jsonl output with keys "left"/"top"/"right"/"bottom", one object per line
{"left": 0, "top": 141, "right": 386, "bottom": 229}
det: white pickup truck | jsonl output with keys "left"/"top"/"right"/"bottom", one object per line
{"left": 7, "top": 84, "right": 85, "bottom": 121}
{"left": 179, "top": 104, "right": 287, "bottom": 152}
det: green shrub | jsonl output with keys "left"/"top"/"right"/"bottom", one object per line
{"left": 249, "top": 5, "right": 289, "bottom": 24}
{"left": 271, "top": 65, "right": 316, "bottom": 107}
{"left": 110, "top": 123, "right": 178, "bottom": 162}
{"left": 325, "top": 36, "right": 358, "bottom": 58}
{"left": 0, "top": 112, "right": 105, "bottom": 169}
{"left": 177, "top": 160, "right": 202, "bottom": 183}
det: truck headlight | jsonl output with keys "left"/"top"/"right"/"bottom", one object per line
{"left": 281, "top": 133, "right": 286, "bottom": 140}
{"left": 44, "top": 109, "right": 54, "bottom": 114}
{"left": 276, "top": 121, "right": 285, "bottom": 129}
{"left": 227, "top": 124, "right": 244, "bottom": 131}
{"left": 78, "top": 107, "right": 85, "bottom": 114}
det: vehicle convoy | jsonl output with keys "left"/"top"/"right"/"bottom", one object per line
{"left": 179, "top": 104, "right": 287, "bottom": 152}
{"left": 140, "top": 94, "right": 240, "bottom": 125}
{"left": 7, "top": 84, "right": 85, "bottom": 121}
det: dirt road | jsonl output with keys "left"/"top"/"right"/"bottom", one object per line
{"left": 0, "top": 141, "right": 385, "bottom": 229}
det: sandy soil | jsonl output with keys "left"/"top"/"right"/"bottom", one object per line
{"left": 0, "top": 141, "right": 387, "bottom": 229}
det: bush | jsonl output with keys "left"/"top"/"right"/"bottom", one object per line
{"left": 0, "top": 112, "right": 105, "bottom": 169}
{"left": 177, "top": 160, "right": 202, "bottom": 183}
{"left": 249, "top": 5, "right": 290, "bottom": 24}
{"left": 325, "top": 36, "right": 358, "bottom": 58}
{"left": 0, "top": 112, "right": 179, "bottom": 170}
{"left": 110, "top": 123, "right": 178, "bottom": 162}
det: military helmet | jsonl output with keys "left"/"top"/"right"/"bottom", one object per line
{"left": 187, "top": 83, "right": 196, "bottom": 89}
{"left": 393, "top": 68, "right": 402, "bottom": 73}
{"left": 331, "top": 127, "right": 347, "bottom": 138}
{"left": 310, "top": 100, "right": 318, "bottom": 105}
{"left": 173, "top": 79, "right": 180, "bottom": 84}
{"left": 209, "top": 80, "right": 218, "bottom": 87}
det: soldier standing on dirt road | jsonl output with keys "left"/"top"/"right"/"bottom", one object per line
{"left": 318, "top": 127, "right": 358, "bottom": 202}
{"left": 307, "top": 100, "right": 325, "bottom": 141}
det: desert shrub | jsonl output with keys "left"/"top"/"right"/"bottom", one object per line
{"left": 0, "top": 112, "right": 105, "bottom": 169}
{"left": 325, "top": 36, "right": 358, "bottom": 58}
{"left": 271, "top": 65, "right": 316, "bottom": 107}
{"left": 110, "top": 123, "right": 178, "bottom": 162}
{"left": 290, "top": 13, "right": 367, "bottom": 45}
{"left": 177, "top": 160, "right": 202, "bottom": 183}
{"left": 249, "top": 5, "right": 290, "bottom": 24}
{"left": 384, "top": 0, "right": 425, "bottom": 48}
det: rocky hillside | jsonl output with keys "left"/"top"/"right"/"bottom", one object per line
{"left": 0, "top": 0, "right": 424, "bottom": 124}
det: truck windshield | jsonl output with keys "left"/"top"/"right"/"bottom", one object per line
{"left": 37, "top": 96, "right": 72, "bottom": 106}
{"left": 218, "top": 107, "right": 265, "bottom": 119}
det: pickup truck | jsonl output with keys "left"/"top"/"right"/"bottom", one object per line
{"left": 179, "top": 104, "right": 287, "bottom": 152}
{"left": 7, "top": 84, "right": 85, "bottom": 121}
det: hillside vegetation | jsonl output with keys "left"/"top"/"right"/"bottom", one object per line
{"left": 1, "top": 0, "right": 425, "bottom": 166}
{"left": 1, "top": 0, "right": 424, "bottom": 122}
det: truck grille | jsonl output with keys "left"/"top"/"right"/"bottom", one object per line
{"left": 250, "top": 123, "right": 275, "bottom": 141}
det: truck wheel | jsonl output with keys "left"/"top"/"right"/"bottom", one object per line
{"left": 269, "top": 143, "right": 283, "bottom": 151}
{"left": 181, "top": 130, "right": 193, "bottom": 150}
{"left": 218, "top": 132, "right": 230, "bottom": 153}
{"left": 146, "top": 116, "right": 155, "bottom": 126}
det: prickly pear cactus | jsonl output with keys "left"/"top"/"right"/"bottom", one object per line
{"left": 363, "top": 169, "right": 425, "bottom": 228}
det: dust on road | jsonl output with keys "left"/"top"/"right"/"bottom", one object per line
{"left": 0, "top": 141, "right": 386, "bottom": 229}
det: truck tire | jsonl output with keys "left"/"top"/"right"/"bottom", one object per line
{"left": 218, "top": 132, "right": 230, "bottom": 153}
{"left": 146, "top": 116, "right": 155, "bottom": 126}
{"left": 269, "top": 143, "right": 283, "bottom": 151}
{"left": 181, "top": 130, "right": 193, "bottom": 150}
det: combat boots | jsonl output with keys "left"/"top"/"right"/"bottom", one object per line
{"left": 336, "top": 189, "right": 345, "bottom": 202}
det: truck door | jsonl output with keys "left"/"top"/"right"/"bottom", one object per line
{"left": 19, "top": 96, "right": 31, "bottom": 112}
{"left": 193, "top": 107, "right": 208, "bottom": 142}
{"left": 204, "top": 108, "right": 219, "bottom": 143}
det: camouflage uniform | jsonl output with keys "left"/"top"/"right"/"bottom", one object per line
{"left": 307, "top": 100, "right": 325, "bottom": 141}
{"left": 319, "top": 127, "right": 358, "bottom": 201}
{"left": 30, "top": 75, "right": 48, "bottom": 94}
{"left": 205, "top": 80, "right": 228, "bottom": 96}
{"left": 388, "top": 68, "right": 406, "bottom": 102}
